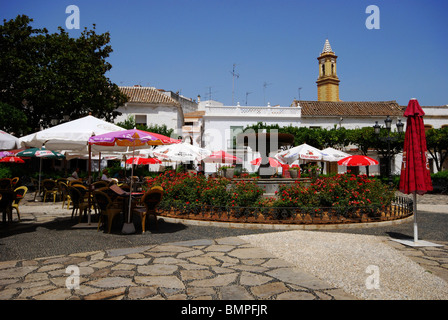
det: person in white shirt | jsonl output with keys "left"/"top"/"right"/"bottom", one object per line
{"left": 71, "top": 168, "right": 80, "bottom": 179}
{"left": 101, "top": 168, "right": 111, "bottom": 181}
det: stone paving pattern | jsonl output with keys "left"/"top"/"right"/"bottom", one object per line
{"left": 0, "top": 192, "right": 447, "bottom": 300}
{"left": 0, "top": 237, "right": 356, "bottom": 300}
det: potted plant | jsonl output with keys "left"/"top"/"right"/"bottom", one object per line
{"left": 288, "top": 166, "right": 301, "bottom": 179}
{"left": 219, "top": 165, "right": 235, "bottom": 179}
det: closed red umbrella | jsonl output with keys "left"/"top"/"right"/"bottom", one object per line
{"left": 399, "top": 99, "right": 432, "bottom": 195}
{"left": 337, "top": 155, "right": 379, "bottom": 166}
{"left": 397, "top": 99, "right": 438, "bottom": 246}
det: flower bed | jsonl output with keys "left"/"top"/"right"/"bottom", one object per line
{"left": 145, "top": 171, "right": 412, "bottom": 224}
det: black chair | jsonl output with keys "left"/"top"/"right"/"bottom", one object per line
{"left": 0, "top": 178, "right": 12, "bottom": 190}
{"left": 0, "top": 190, "right": 16, "bottom": 223}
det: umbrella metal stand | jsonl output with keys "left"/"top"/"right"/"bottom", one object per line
{"left": 122, "top": 145, "right": 136, "bottom": 234}
{"left": 392, "top": 192, "right": 442, "bottom": 247}
{"left": 36, "top": 157, "right": 42, "bottom": 202}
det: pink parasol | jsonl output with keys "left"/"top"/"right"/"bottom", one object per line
{"left": 89, "top": 129, "right": 179, "bottom": 234}
{"left": 88, "top": 129, "right": 180, "bottom": 147}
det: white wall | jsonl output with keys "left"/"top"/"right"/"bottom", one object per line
{"left": 115, "top": 103, "right": 181, "bottom": 131}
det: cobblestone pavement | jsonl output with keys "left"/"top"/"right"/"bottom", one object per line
{"left": 0, "top": 192, "right": 447, "bottom": 301}
{"left": 0, "top": 237, "right": 356, "bottom": 300}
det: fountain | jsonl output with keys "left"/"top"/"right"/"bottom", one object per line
{"left": 236, "top": 130, "right": 309, "bottom": 197}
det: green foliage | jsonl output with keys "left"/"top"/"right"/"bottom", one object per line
{"left": 0, "top": 166, "right": 12, "bottom": 179}
{"left": 228, "top": 180, "right": 264, "bottom": 207}
{"left": 116, "top": 115, "right": 174, "bottom": 137}
{"left": 243, "top": 122, "right": 404, "bottom": 159}
{"left": 0, "top": 102, "right": 28, "bottom": 135}
{"left": 0, "top": 15, "right": 127, "bottom": 134}
{"left": 145, "top": 171, "right": 264, "bottom": 208}
{"left": 272, "top": 174, "right": 395, "bottom": 209}
{"left": 431, "top": 170, "right": 448, "bottom": 179}
{"left": 426, "top": 127, "right": 448, "bottom": 172}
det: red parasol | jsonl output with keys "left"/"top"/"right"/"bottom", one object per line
{"left": 0, "top": 156, "right": 25, "bottom": 163}
{"left": 397, "top": 99, "right": 439, "bottom": 247}
{"left": 251, "top": 157, "right": 283, "bottom": 167}
{"left": 337, "top": 155, "right": 379, "bottom": 166}
{"left": 125, "top": 157, "right": 162, "bottom": 165}
{"left": 203, "top": 150, "right": 242, "bottom": 163}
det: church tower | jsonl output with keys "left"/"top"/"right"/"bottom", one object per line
{"left": 316, "top": 39, "right": 340, "bottom": 101}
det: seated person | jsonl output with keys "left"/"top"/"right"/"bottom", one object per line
{"left": 71, "top": 168, "right": 80, "bottom": 179}
{"left": 101, "top": 169, "right": 111, "bottom": 182}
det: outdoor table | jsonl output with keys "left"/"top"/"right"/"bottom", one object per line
{"left": 109, "top": 184, "right": 144, "bottom": 225}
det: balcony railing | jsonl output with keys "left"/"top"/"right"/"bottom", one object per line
{"left": 204, "top": 106, "right": 301, "bottom": 117}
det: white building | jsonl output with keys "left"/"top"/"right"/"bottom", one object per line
{"left": 116, "top": 85, "right": 198, "bottom": 131}
{"left": 115, "top": 40, "right": 448, "bottom": 175}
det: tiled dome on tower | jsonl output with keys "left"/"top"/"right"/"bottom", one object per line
{"left": 322, "top": 39, "right": 333, "bottom": 53}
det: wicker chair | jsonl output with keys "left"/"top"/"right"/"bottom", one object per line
{"left": 93, "top": 190, "right": 123, "bottom": 233}
{"left": 68, "top": 186, "right": 89, "bottom": 222}
{"left": 132, "top": 186, "right": 163, "bottom": 233}
{"left": 12, "top": 186, "right": 28, "bottom": 221}
{"left": 58, "top": 181, "right": 71, "bottom": 209}
{"left": 42, "top": 179, "right": 58, "bottom": 202}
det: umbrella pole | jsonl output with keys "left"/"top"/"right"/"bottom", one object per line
{"left": 87, "top": 144, "right": 92, "bottom": 225}
{"left": 122, "top": 145, "right": 136, "bottom": 234}
{"left": 36, "top": 157, "right": 42, "bottom": 202}
{"left": 413, "top": 191, "right": 418, "bottom": 243}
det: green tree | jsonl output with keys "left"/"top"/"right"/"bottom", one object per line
{"left": 0, "top": 15, "right": 128, "bottom": 135}
{"left": 426, "top": 127, "right": 448, "bottom": 172}
{"left": 347, "top": 127, "right": 376, "bottom": 155}
{"left": 116, "top": 115, "right": 174, "bottom": 137}
{"left": 0, "top": 102, "right": 28, "bottom": 134}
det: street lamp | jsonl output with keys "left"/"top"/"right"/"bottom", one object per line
{"left": 373, "top": 116, "right": 404, "bottom": 187}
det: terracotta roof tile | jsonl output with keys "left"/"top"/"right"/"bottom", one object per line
{"left": 119, "top": 86, "right": 180, "bottom": 105}
{"left": 294, "top": 100, "right": 403, "bottom": 117}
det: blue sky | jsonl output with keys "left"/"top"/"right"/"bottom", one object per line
{"left": 1, "top": 0, "right": 447, "bottom": 107}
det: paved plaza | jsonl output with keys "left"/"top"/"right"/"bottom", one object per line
{"left": 0, "top": 192, "right": 447, "bottom": 301}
